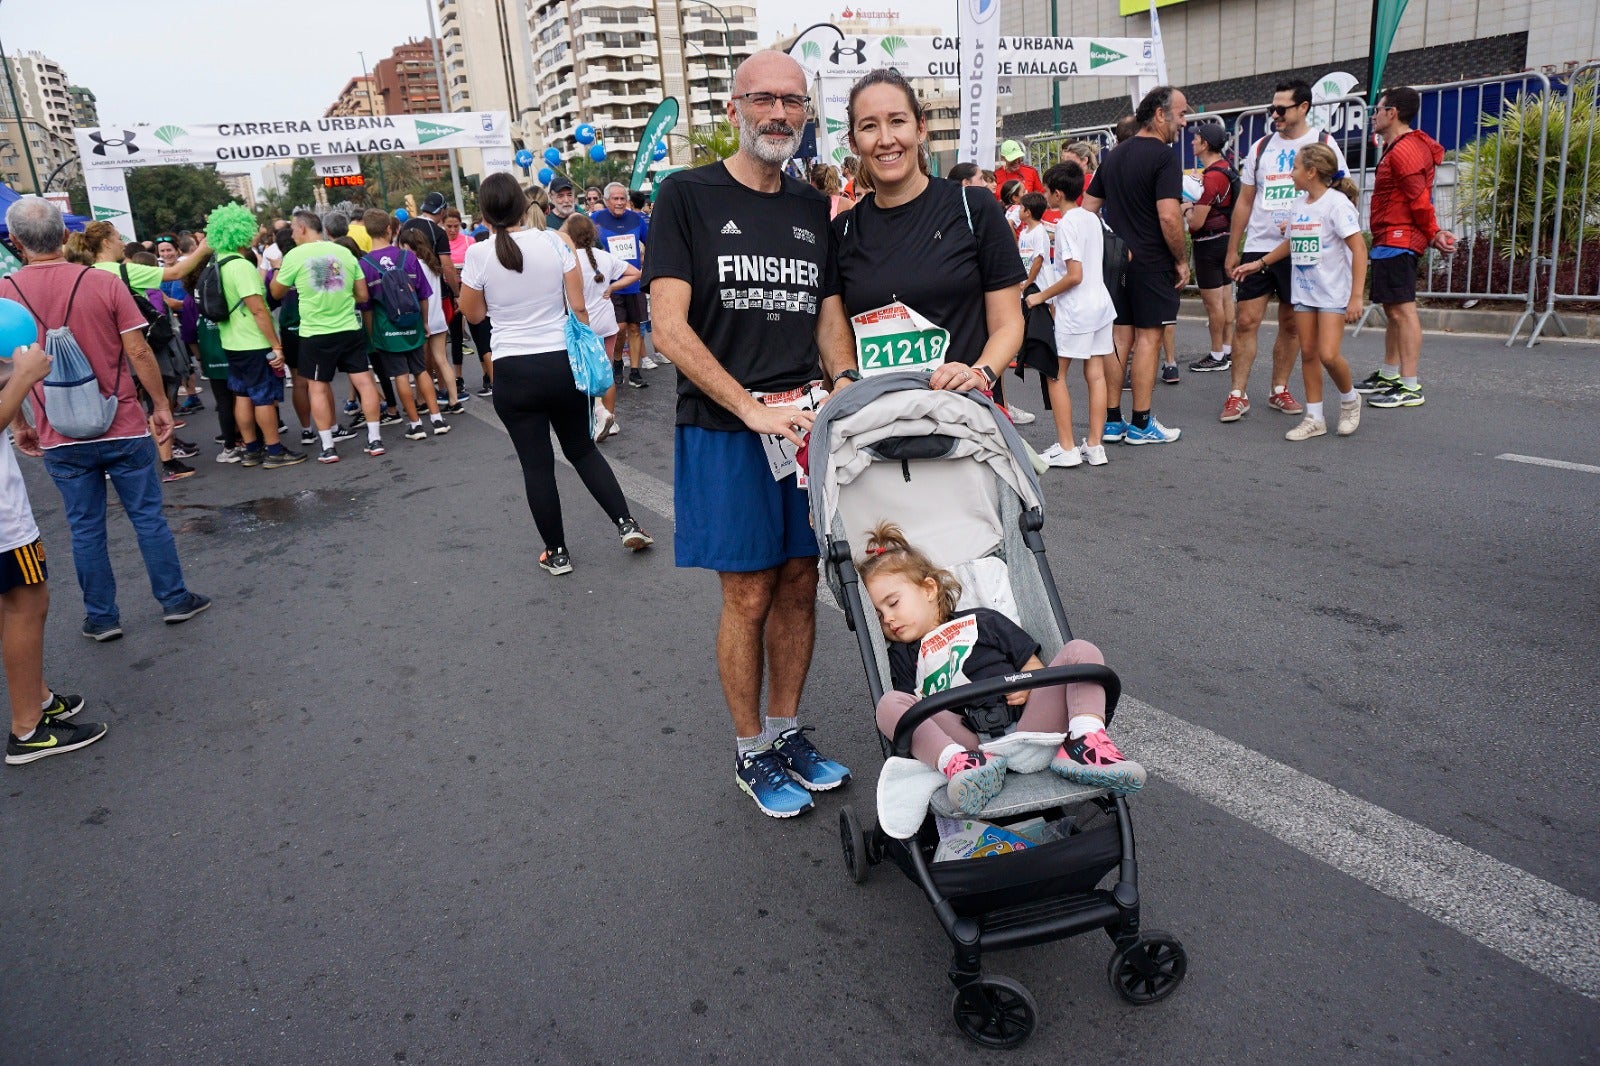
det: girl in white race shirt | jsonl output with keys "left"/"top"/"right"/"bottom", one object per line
{"left": 561, "top": 213, "right": 640, "bottom": 442}
{"left": 1231, "top": 143, "right": 1366, "bottom": 441}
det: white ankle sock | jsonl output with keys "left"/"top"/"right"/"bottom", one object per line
{"left": 1402, "top": 376, "right": 1419, "bottom": 388}
{"left": 40, "top": 692, "right": 53, "bottom": 711}
{"left": 766, "top": 716, "right": 797, "bottom": 739}
{"left": 1067, "top": 715, "right": 1101, "bottom": 739}
{"left": 936, "top": 743, "right": 964, "bottom": 774}
{"left": 1222, "top": 344, "right": 1233, "bottom": 356}
{"left": 366, "top": 421, "right": 381, "bottom": 442}
{"left": 1306, "top": 401, "right": 1325, "bottom": 421}
{"left": 1340, "top": 389, "right": 1359, "bottom": 403}
{"left": 15, "top": 727, "right": 34, "bottom": 742}
{"left": 319, "top": 429, "right": 334, "bottom": 450}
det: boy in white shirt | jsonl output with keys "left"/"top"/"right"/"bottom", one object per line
{"left": 1025, "top": 163, "right": 1114, "bottom": 467}
{"left": 1016, "top": 193, "right": 1054, "bottom": 292}
{"left": 0, "top": 344, "right": 107, "bottom": 764}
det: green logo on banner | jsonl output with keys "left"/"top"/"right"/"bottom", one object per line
{"left": 833, "top": 145, "right": 849, "bottom": 163}
{"left": 801, "top": 41, "right": 821, "bottom": 63}
{"left": 416, "top": 122, "right": 461, "bottom": 144}
{"left": 881, "top": 35, "right": 907, "bottom": 58}
{"left": 826, "top": 117, "right": 848, "bottom": 135}
{"left": 154, "top": 125, "right": 187, "bottom": 145}
{"left": 92, "top": 205, "right": 128, "bottom": 221}
{"left": 1089, "top": 42, "right": 1126, "bottom": 69}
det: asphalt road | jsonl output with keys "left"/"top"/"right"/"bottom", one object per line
{"left": 2, "top": 321, "right": 1597, "bottom": 1064}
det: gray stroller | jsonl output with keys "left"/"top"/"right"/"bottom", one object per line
{"left": 807, "top": 373, "right": 1188, "bottom": 1048}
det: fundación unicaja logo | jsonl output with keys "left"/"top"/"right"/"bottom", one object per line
{"left": 416, "top": 122, "right": 462, "bottom": 144}
{"left": 801, "top": 41, "right": 821, "bottom": 64}
{"left": 1090, "top": 42, "right": 1126, "bottom": 69}
{"left": 154, "top": 125, "right": 188, "bottom": 146}
{"left": 880, "top": 35, "right": 907, "bottom": 59}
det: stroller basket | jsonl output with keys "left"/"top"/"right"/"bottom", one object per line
{"left": 927, "top": 820, "right": 1122, "bottom": 918}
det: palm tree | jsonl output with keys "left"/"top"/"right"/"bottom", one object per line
{"left": 689, "top": 121, "right": 739, "bottom": 163}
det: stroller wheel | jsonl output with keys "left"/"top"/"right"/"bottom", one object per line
{"left": 1108, "top": 930, "right": 1188, "bottom": 1005}
{"left": 839, "top": 806, "right": 870, "bottom": 884}
{"left": 951, "top": 975, "right": 1037, "bottom": 1049}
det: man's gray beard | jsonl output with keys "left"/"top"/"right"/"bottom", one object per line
{"left": 740, "top": 114, "right": 802, "bottom": 165}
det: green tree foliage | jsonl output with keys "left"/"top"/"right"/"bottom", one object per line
{"left": 689, "top": 121, "right": 739, "bottom": 163}
{"left": 1456, "top": 76, "right": 1600, "bottom": 258}
{"left": 126, "top": 165, "right": 240, "bottom": 235}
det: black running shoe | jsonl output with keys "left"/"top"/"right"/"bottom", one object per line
{"left": 299, "top": 429, "right": 317, "bottom": 446}
{"left": 1189, "top": 354, "right": 1231, "bottom": 372}
{"left": 263, "top": 448, "right": 308, "bottom": 469}
{"left": 331, "top": 424, "right": 356, "bottom": 441}
{"left": 403, "top": 424, "right": 428, "bottom": 441}
{"left": 477, "top": 383, "right": 493, "bottom": 398}
{"left": 364, "top": 439, "right": 386, "bottom": 457}
{"left": 379, "top": 410, "right": 404, "bottom": 427}
{"left": 7, "top": 718, "right": 108, "bottom": 765}
{"left": 430, "top": 419, "right": 451, "bottom": 435}
{"left": 163, "top": 592, "right": 212, "bottom": 624}
{"left": 316, "top": 448, "right": 340, "bottom": 464}
{"left": 1355, "top": 370, "right": 1400, "bottom": 395}
{"left": 41, "top": 692, "right": 84, "bottom": 722}
{"left": 444, "top": 402, "right": 465, "bottom": 415}
{"left": 628, "top": 370, "right": 647, "bottom": 389}
{"left": 618, "top": 517, "right": 653, "bottom": 551}
{"left": 239, "top": 447, "right": 265, "bottom": 468}
{"left": 539, "top": 547, "right": 573, "bottom": 575}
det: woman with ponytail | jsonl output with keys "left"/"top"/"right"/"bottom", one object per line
{"left": 561, "top": 213, "right": 639, "bottom": 441}
{"left": 457, "top": 173, "right": 652, "bottom": 576}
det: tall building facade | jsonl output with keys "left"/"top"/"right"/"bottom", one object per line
{"left": 526, "top": 0, "right": 758, "bottom": 165}
{"left": 326, "top": 75, "right": 384, "bottom": 118}
{"left": 437, "top": 0, "right": 540, "bottom": 173}
{"left": 372, "top": 38, "right": 451, "bottom": 183}
{"left": 67, "top": 85, "right": 97, "bottom": 129}
{"left": 2, "top": 50, "right": 82, "bottom": 194}
{"left": 220, "top": 172, "right": 257, "bottom": 211}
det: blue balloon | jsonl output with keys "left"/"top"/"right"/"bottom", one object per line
{"left": 0, "top": 298, "right": 36, "bottom": 360}
{"left": 652, "top": 140, "right": 668, "bottom": 162}
{"left": 394, "top": 208, "right": 409, "bottom": 222}
{"left": 537, "top": 167, "right": 555, "bottom": 186}
{"left": 574, "top": 124, "right": 596, "bottom": 146}
{"left": 543, "top": 146, "right": 562, "bottom": 167}
{"left": 589, "top": 143, "right": 607, "bottom": 162}
{"left": 515, "top": 148, "right": 535, "bottom": 169}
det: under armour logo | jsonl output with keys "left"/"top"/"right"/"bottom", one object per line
{"left": 89, "top": 131, "right": 140, "bottom": 156}
{"left": 831, "top": 39, "right": 867, "bottom": 64}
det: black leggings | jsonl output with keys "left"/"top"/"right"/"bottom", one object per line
{"left": 448, "top": 311, "right": 465, "bottom": 368}
{"left": 491, "top": 350, "right": 630, "bottom": 552}
{"left": 209, "top": 375, "right": 241, "bottom": 447}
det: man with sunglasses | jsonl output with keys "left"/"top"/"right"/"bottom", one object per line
{"left": 1221, "top": 79, "right": 1346, "bottom": 424}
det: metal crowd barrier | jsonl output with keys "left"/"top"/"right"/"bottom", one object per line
{"left": 1528, "top": 62, "right": 1600, "bottom": 346}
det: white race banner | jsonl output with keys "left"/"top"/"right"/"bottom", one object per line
{"left": 480, "top": 147, "right": 516, "bottom": 175}
{"left": 85, "top": 170, "right": 136, "bottom": 242}
{"left": 315, "top": 155, "right": 362, "bottom": 178}
{"left": 797, "top": 35, "right": 1158, "bottom": 81}
{"left": 74, "top": 112, "right": 512, "bottom": 173}
{"left": 959, "top": 0, "right": 1003, "bottom": 166}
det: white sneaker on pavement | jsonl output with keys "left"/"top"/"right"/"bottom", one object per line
{"left": 1006, "top": 404, "right": 1037, "bottom": 425}
{"left": 640, "top": 355, "right": 659, "bottom": 370}
{"left": 1079, "top": 441, "right": 1108, "bottom": 466}
{"left": 1038, "top": 442, "right": 1083, "bottom": 468}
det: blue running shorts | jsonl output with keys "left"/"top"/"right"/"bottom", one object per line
{"left": 674, "top": 425, "right": 816, "bottom": 572}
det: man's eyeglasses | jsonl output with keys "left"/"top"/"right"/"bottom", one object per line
{"left": 1268, "top": 104, "right": 1304, "bottom": 117}
{"left": 735, "top": 92, "right": 810, "bottom": 112}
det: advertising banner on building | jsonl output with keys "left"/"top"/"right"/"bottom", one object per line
{"left": 73, "top": 112, "right": 513, "bottom": 173}
{"left": 959, "top": 0, "right": 1003, "bottom": 166}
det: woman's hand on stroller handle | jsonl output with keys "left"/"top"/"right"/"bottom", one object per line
{"left": 929, "top": 361, "right": 985, "bottom": 392}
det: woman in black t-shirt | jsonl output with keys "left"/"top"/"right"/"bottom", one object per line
{"left": 831, "top": 70, "right": 1025, "bottom": 397}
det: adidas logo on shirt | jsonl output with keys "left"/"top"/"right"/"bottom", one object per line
{"left": 721, "top": 220, "right": 742, "bottom": 235}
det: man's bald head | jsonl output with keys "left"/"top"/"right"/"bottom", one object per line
{"left": 732, "top": 49, "right": 806, "bottom": 97}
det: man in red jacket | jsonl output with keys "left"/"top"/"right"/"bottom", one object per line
{"left": 995, "top": 140, "right": 1045, "bottom": 198}
{"left": 1358, "top": 86, "right": 1457, "bottom": 408}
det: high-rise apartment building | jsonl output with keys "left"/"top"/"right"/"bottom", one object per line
{"left": 220, "top": 172, "right": 257, "bottom": 211}
{"left": 67, "top": 85, "right": 97, "bottom": 129}
{"left": 436, "top": 0, "right": 540, "bottom": 173}
{"left": 326, "top": 76, "right": 384, "bottom": 118}
{"left": 372, "top": 38, "right": 451, "bottom": 183}
{"left": 526, "top": 0, "right": 758, "bottom": 164}
{"left": 2, "top": 50, "right": 82, "bottom": 193}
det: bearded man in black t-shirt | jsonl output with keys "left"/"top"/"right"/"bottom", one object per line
{"left": 643, "top": 49, "right": 858, "bottom": 820}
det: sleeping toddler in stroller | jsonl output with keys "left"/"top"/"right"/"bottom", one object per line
{"left": 860, "top": 522, "right": 1145, "bottom": 815}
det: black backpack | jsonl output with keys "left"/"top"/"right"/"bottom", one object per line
{"left": 196, "top": 254, "right": 244, "bottom": 323}
{"left": 1102, "top": 224, "right": 1130, "bottom": 300}
{"left": 362, "top": 250, "right": 421, "bottom": 328}
{"left": 120, "top": 263, "right": 176, "bottom": 349}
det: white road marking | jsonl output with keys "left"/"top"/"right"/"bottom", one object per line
{"left": 1497, "top": 453, "right": 1600, "bottom": 475}
{"left": 466, "top": 403, "right": 1600, "bottom": 1001}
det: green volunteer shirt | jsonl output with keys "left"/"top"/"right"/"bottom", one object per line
{"left": 217, "top": 255, "right": 270, "bottom": 352}
{"left": 96, "top": 258, "right": 164, "bottom": 291}
{"left": 274, "top": 240, "right": 361, "bottom": 338}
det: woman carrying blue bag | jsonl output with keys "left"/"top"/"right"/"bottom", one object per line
{"left": 457, "top": 173, "right": 651, "bottom": 577}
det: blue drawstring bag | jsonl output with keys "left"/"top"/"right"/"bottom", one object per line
{"left": 565, "top": 312, "right": 613, "bottom": 397}
{"left": 3, "top": 268, "right": 122, "bottom": 439}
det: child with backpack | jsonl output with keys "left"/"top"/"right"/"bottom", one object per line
{"left": 1026, "top": 162, "right": 1114, "bottom": 469}
{"left": 1231, "top": 143, "right": 1366, "bottom": 441}
{"left": 1185, "top": 123, "right": 1238, "bottom": 374}
{"left": 358, "top": 210, "right": 448, "bottom": 442}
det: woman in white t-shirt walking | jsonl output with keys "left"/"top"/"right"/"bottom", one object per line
{"left": 1026, "top": 161, "right": 1114, "bottom": 467}
{"left": 1231, "top": 144, "right": 1367, "bottom": 441}
{"left": 560, "top": 214, "right": 639, "bottom": 442}
{"left": 397, "top": 226, "right": 462, "bottom": 413}
{"left": 458, "top": 174, "right": 652, "bottom": 576}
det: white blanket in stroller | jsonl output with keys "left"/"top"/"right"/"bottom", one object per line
{"left": 877, "top": 731, "right": 1067, "bottom": 839}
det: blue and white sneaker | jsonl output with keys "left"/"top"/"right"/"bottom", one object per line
{"left": 736, "top": 747, "right": 816, "bottom": 818}
{"left": 771, "top": 727, "right": 851, "bottom": 791}
{"left": 1123, "top": 418, "right": 1181, "bottom": 445}
{"left": 1102, "top": 419, "right": 1128, "bottom": 443}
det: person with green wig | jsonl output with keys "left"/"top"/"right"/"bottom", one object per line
{"left": 205, "top": 203, "right": 306, "bottom": 468}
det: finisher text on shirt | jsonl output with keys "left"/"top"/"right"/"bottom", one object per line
{"left": 715, "top": 255, "right": 821, "bottom": 288}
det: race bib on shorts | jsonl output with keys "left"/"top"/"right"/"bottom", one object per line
{"left": 915, "top": 615, "right": 979, "bottom": 698}
{"left": 751, "top": 381, "right": 827, "bottom": 484}
{"left": 1289, "top": 215, "right": 1321, "bottom": 267}
{"left": 852, "top": 302, "right": 951, "bottom": 378}
{"left": 606, "top": 234, "right": 638, "bottom": 262}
